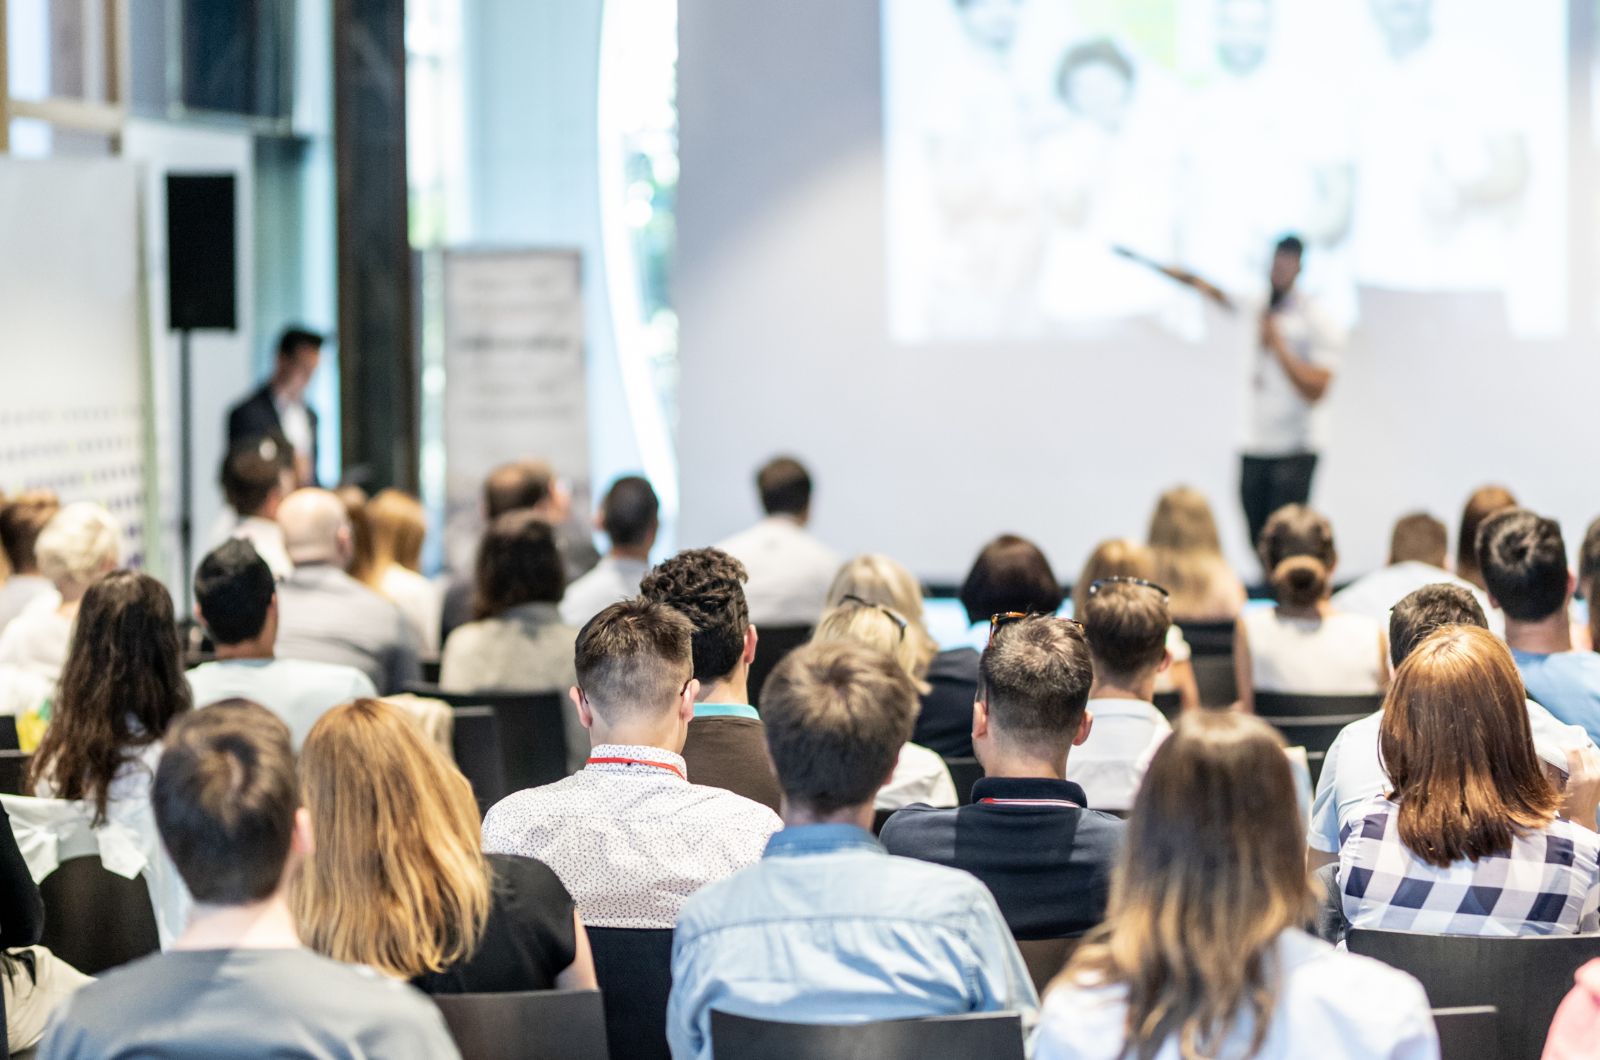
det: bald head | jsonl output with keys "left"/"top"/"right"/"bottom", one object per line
{"left": 277, "top": 489, "right": 351, "bottom": 567}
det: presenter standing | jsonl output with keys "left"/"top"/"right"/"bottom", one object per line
{"left": 227, "top": 327, "right": 323, "bottom": 488}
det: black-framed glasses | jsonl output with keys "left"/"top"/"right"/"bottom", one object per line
{"left": 1087, "top": 576, "right": 1170, "bottom": 599}
{"left": 840, "top": 594, "right": 909, "bottom": 641}
{"left": 988, "top": 611, "right": 1084, "bottom": 645}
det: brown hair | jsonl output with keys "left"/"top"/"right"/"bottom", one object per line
{"left": 979, "top": 616, "right": 1093, "bottom": 751}
{"left": 1388, "top": 584, "right": 1487, "bottom": 670}
{"left": 1081, "top": 580, "right": 1170, "bottom": 677}
{"left": 1063, "top": 712, "right": 1312, "bottom": 1060}
{"left": 639, "top": 549, "right": 750, "bottom": 684}
{"left": 1456, "top": 485, "right": 1517, "bottom": 590}
{"left": 1258, "top": 505, "right": 1335, "bottom": 609}
{"left": 761, "top": 640, "right": 918, "bottom": 814}
{"left": 474, "top": 511, "right": 566, "bottom": 618}
{"left": 757, "top": 456, "right": 813, "bottom": 517}
{"left": 484, "top": 459, "right": 556, "bottom": 519}
{"left": 575, "top": 598, "right": 694, "bottom": 720}
{"left": 364, "top": 489, "right": 427, "bottom": 584}
{"left": 30, "top": 571, "right": 192, "bottom": 825}
{"left": 0, "top": 491, "right": 60, "bottom": 574}
{"left": 1148, "top": 487, "right": 1237, "bottom": 621}
{"left": 292, "top": 699, "right": 492, "bottom": 979}
{"left": 336, "top": 485, "right": 374, "bottom": 584}
{"left": 1388, "top": 512, "right": 1447, "bottom": 568}
{"left": 1381, "top": 626, "right": 1558, "bottom": 866}
{"left": 1073, "top": 538, "right": 1155, "bottom": 617}
{"left": 959, "top": 534, "right": 1063, "bottom": 625}
{"left": 153, "top": 701, "right": 299, "bottom": 905}
{"left": 1580, "top": 517, "right": 1600, "bottom": 657}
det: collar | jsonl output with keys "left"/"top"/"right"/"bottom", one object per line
{"left": 285, "top": 563, "right": 349, "bottom": 587}
{"left": 764, "top": 823, "right": 881, "bottom": 859}
{"left": 693, "top": 702, "right": 759, "bottom": 721}
{"left": 1085, "top": 697, "right": 1162, "bottom": 718}
{"left": 971, "top": 776, "right": 1088, "bottom": 808}
{"left": 503, "top": 601, "right": 563, "bottom": 622}
{"left": 584, "top": 743, "right": 689, "bottom": 782}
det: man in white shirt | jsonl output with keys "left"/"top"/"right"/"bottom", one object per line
{"left": 1331, "top": 511, "right": 1497, "bottom": 630}
{"left": 188, "top": 539, "right": 375, "bottom": 748}
{"left": 560, "top": 475, "right": 658, "bottom": 628}
{"left": 226, "top": 327, "right": 323, "bottom": 489}
{"left": 481, "top": 598, "right": 781, "bottom": 929}
{"left": 716, "top": 456, "right": 839, "bottom": 627}
{"left": 1072, "top": 578, "right": 1175, "bottom": 811}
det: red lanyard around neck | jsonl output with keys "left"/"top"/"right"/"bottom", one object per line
{"left": 977, "top": 796, "right": 1079, "bottom": 808}
{"left": 586, "top": 756, "right": 685, "bottom": 781}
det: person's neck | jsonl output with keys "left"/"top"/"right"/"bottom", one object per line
{"left": 215, "top": 637, "right": 274, "bottom": 662}
{"left": 1504, "top": 610, "right": 1575, "bottom": 655}
{"left": 610, "top": 544, "right": 651, "bottom": 564}
{"left": 978, "top": 741, "right": 1068, "bottom": 781}
{"left": 783, "top": 800, "right": 873, "bottom": 831}
{"left": 697, "top": 669, "right": 749, "bottom": 706}
{"left": 172, "top": 894, "right": 301, "bottom": 952}
{"left": 288, "top": 555, "right": 337, "bottom": 571}
{"left": 1089, "top": 671, "right": 1157, "bottom": 704}
{"left": 1275, "top": 599, "right": 1329, "bottom": 620}
{"left": 590, "top": 718, "right": 684, "bottom": 755}
{"left": 55, "top": 591, "right": 85, "bottom": 616}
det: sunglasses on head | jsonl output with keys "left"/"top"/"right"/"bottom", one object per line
{"left": 988, "top": 611, "right": 1084, "bottom": 645}
{"left": 1086, "top": 576, "right": 1170, "bottom": 599}
{"left": 840, "top": 594, "right": 909, "bottom": 641}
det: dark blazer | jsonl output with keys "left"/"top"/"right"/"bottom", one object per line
{"left": 227, "top": 383, "right": 318, "bottom": 478}
{"left": 915, "top": 648, "right": 982, "bottom": 758}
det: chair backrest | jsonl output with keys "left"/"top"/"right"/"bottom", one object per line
{"left": 410, "top": 686, "right": 570, "bottom": 794}
{"left": 1176, "top": 620, "right": 1236, "bottom": 656}
{"left": 38, "top": 855, "right": 161, "bottom": 975}
{"left": 0, "top": 715, "right": 18, "bottom": 751}
{"left": 943, "top": 756, "right": 984, "bottom": 805}
{"left": 1348, "top": 929, "right": 1600, "bottom": 1060}
{"left": 450, "top": 706, "right": 507, "bottom": 812}
{"left": 1253, "top": 692, "right": 1383, "bottom": 771}
{"left": 587, "top": 927, "right": 675, "bottom": 1060}
{"left": 747, "top": 626, "right": 813, "bottom": 707}
{"left": 432, "top": 990, "right": 609, "bottom": 1060}
{"left": 872, "top": 808, "right": 895, "bottom": 836}
{"left": 1151, "top": 690, "right": 1181, "bottom": 720}
{"left": 0, "top": 750, "right": 29, "bottom": 796}
{"left": 1431, "top": 1006, "right": 1499, "bottom": 1060}
{"left": 710, "top": 1010, "right": 1026, "bottom": 1060}
{"left": 1190, "top": 654, "right": 1238, "bottom": 709}
{"left": 1015, "top": 937, "right": 1079, "bottom": 998}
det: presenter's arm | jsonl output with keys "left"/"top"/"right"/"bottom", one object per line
{"left": 1261, "top": 314, "right": 1333, "bottom": 403}
{"left": 1112, "top": 246, "right": 1235, "bottom": 311}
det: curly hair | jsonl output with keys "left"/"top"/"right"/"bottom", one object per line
{"left": 638, "top": 548, "right": 750, "bottom": 684}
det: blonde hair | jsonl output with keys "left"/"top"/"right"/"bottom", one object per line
{"left": 1148, "top": 487, "right": 1240, "bottom": 621}
{"left": 824, "top": 555, "right": 937, "bottom": 677}
{"left": 812, "top": 602, "right": 930, "bottom": 696}
{"left": 363, "top": 489, "right": 427, "bottom": 587}
{"left": 1072, "top": 538, "right": 1155, "bottom": 617}
{"left": 35, "top": 502, "right": 121, "bottom": 589}
{"left": 291, "top": 699, "right": 492, "bottom": 979}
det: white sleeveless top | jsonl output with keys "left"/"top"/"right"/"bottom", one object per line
{"left": 1243, "top": 608, "right": 1384, "bottom": 695}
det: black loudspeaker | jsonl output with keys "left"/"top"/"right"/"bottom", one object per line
{"left": 166, "top": 174, "right": 237, "bottom": 331}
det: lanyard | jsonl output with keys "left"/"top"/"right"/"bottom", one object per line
{"left": 586, "top": 756, "right": 685, "bottom": 781}
{"left": 978, "top": 797, "right": 1079, "bottom": 808}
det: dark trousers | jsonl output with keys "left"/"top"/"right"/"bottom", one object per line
{"left": 1241, "top": 452, "right": 1319, "bottom": 549}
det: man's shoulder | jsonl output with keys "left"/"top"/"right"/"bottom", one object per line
{"left": 681, "top": 782, "right": 783, "bottom": 828}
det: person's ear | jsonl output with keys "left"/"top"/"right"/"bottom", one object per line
{"left": 571, "top": 687, "right": 595, "bottom": 731}
{"left": 1488, "top": 591, "right": 1503, "bottom": 611}
{"left": 1157, "top": 648, "right": 1172, "bottom": 675}
{"left": 1569, "top": 570, "right": 1579, "bottom": 599}
{"left": 193, "top": 602, "right": 205, "bottom": 626}
{"left": 743, "top": 625, "right": 758, "bottom": 668}
{"left": 592, "top": 509, "right": 605, "bottom": 534}
{"left": 972, "top": 698, "right": 991, "bottom": 742}
{"left": 680, "top": 678, "right": 700, "bottom": 723}
{"left": 291, "top": 806, "right": 315, "bottom": 857}
{"left": 1073, "top": 709, "right": 1094, "bottom": 747}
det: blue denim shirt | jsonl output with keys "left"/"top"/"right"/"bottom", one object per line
{"left": 666, "top": 823, "right": 1038, "bottom": 1060}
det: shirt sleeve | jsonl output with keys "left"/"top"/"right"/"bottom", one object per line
{"left": 666, "top": 919, "right": 713, "bottom": 1060}
{"left": 1308, "top": 730, "right": 1346, "bottom": 854}
{"left": 1303, "top": 296, "right": 1346, "bottom": 371}
{"left": 387, "top": 614, "right": 422, "bottom": 694}
{"left": 963, "top": 887, "right": 1040, "bottom": 1027}
{"left": 1385, "top": 975, "right": 1442, "bottom": 1060}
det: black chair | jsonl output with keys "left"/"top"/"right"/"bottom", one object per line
{"left": 38, "top": 856, "right": 160, "bottom": 975}
{"left": 433, "top": 989, "right": 609, "bottom": 1060}
{"left": 1348, "top": 929, "right": 1600, "bottom": 1060}
{"left": 409, "top": 687, "right": 570, "bottom": 794}
{"left": 1253, "top": 692, "right": 1382, "bottom": 787}
{"left": 710, "top": 1010, "right": 1026, "bottom": 1060}
{"left": 872, "top": 808, "right": 895, "bottom": 836}
{"left": 421, "top": 659, "right": 443, "bottom": 685}
{"left": 0, "top": 716, "right": 18, "bottom": 751}
{"left": 0, "top": 751, "right": 29, "bottom": 796}
{"left": 1190, "top": 654, "right": 1238, "bottom": 709}
{"left": 1431, "top": 1006, "right": 1499, "bottom": 1060}
{"left": 450, "top": 706, "right": 507, "bottom": 812}
{"left": 1176, "top": 619, "right": 1235, "bottom": 656}
{"left": 1152, "top": 690, "right": 1181, "bottom": 720}
{"left": 1015, "top": 937, "right": 1079, "bottom": 998}
{"left": 588, "top": 927, "right": 674, "bottom": 1060}
{"left": 747, "top": 626, "right": 813, "bottom": 707}
{"left": 943, "top": 757, "right": 984, "bottom": 805}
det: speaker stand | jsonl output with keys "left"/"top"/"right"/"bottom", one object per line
{"left": 177, "top": 327, "right": 195, "bottom": 615}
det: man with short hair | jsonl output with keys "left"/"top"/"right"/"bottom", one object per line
{"left": 37, "top": 701, "right": 459, "bottom": 1059}
{"left": 187, "top": 540, "right": 375, "bottom": 747}
{"left": 668, "top": 641, "right": 1035, "bottom": 1060}
{"left": 881, "top": 614, "right": 1124, "bottom": 940}
{"left": 0, "top": 491, "right": 61, "bottom": 633}
{"left": 1330, "top": 511, "right": 1494, "bottom": 628}
{"left": 271, "top": 489, "right": 419, "bottom": 694}
{"left": 1308, "top": 582, "right": 1600, "bottom": 868}
{"left": 638, "top": 548, "right": 782, "bottom": 811}
{"left": 482, "top": 599, "right": 781, "bottom": 928}
{"left": 561, "top": 475, "right": 660, "bottom": 628}
{"left": 1480, "top": 509, "right": 1600, "bottom": 744}
{"left": 211, "top": 438, "right": 294, "bottom": 580}
{"left": 227, "top": 326, "right": 323, "bottom": 488}
{"left": 716, "top": 456, "right": 839, "bottom": 626}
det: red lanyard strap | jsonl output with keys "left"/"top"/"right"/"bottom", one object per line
{"left": 586, "top": 756, "right": 686, "bottom": 781}
{"left": 978, "top": 797, "right": 1079, "bottom": 808}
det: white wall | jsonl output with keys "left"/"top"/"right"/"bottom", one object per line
{"left": 675, "top": 0, "right": 1600, "bottom": 584}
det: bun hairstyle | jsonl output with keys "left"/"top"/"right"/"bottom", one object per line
{"left": 1259, "top": 505, "right": 1336, "bottom": 609}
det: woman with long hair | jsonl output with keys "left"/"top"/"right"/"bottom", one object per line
{"left": 292, "top": 698, "right": 596, "bottom": 992}
{"left": 1076, "top": 539, "right": 1200, "bottom": 714}
{"left": 1340, "top": 626, "right": 1600, "bottom": 936}
{"left": 1234, "top": 505, "right": 1385, "bottom": 711}
{"left": 1035, "top": 712, "right": 1436, "bottom": 1059}
{"left": 1147, "top": 486, "right": 1246, "bottom": 623}
{"left": 359, "top": 489, "right": 440, "bottom": 661}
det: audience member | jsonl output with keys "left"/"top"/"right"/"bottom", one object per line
{"left": 1034, "top": 712, "right": 1436, "bottom": 1060}
{"left": 1147, "top": 485, "right": 1247, "bottom": 621}
{"left": 272, "top": 488, "right": 420, "bottom": 695}
{"left": 1456, "top": 484, "right": 1518, "bottom": 592}
{"left": 1075, "top": 538, "right": 1200, "bottom": 713}
{"left": 227, "top": 326, "right": 324, "bottom": 488}
{"left": 811, "top": 601, "right": 957, "bottom": 810}
{"left": 1235, "top": 505, "right": 1386, "bottom": 710}
{"left": 881, "top": 614, "right": 1123, "bottom": 940}
{"left": 358, "top": 489, "right": 441, "bottom": 661}
{"left": 213, "top": 437, "right": 294, "bottom": 580}
{"left": 1331, "top": 511, "right": 1493, "bottom": 628}
{"left": 1480, "top": 508, "right": 1600, "bottom": 744}
{"left": 561, "top": 474, "right": 659, "bottom": 628}
{"left": 638, "top": 548, "right": 782, "bottom": 811}
{"left": 667, "top": 641, "right": 1036, "bottom": 1060}
{"left": 1, "top": 800, "right": 90, "bottom": 1054}
{"left": 0, "top": 491, "right": 60, "bottom": 633}
{"left": 187, "top": 540, "right": 375, "bottom": 748}
{"left": 0, "top": 502, "right": 120, "bottom": 693}
{"left": 1545, "top": 960, "right": 1600, "bottom": 1059}
{"left": 36, "top": 702, "right": 459, "bottom": 1059}
{"left": 439, "top": 511, "right": 582, "bottom": 768}
{"left": 481, "top": 600, "right": 780, "bottom": 928}
{"left": 1074, "top": 578, "right": 1177, "bottom": 810}
{"left": 292, "top": 698, "right": 596, "bottom": 993}
{"left": 1310, "top": 584, "right": 1599, "bottom": 868}
{"left": 823, "top": 555, "right": 943, "bottom": 731}
{"left": 716, "top": 456, "right": 839, "bottom": 626}
{"left": 1340, "top": 626, "right": 1600, "bottom": 936}
{"left": 1578, "top": 517, "right": 1600, "bottom": 653}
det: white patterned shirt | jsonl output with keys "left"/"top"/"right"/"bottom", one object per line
{"left": 1340, "top": 795, "right": 1600, "bottom": 936}
{"left": 480, "top": 743, "right": 782, "bottom": 929}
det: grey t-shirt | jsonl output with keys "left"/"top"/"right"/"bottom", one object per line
{"left": 38, "top": 948, "right": 461, "bottom": 1059}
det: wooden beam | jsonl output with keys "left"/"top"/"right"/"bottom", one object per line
{"left": 8, "top": 96, "right": 125, "bottom": 135}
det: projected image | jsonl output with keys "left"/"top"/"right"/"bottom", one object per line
{"left": 883, "top": 0, "right": 1568, "bottom": 343}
